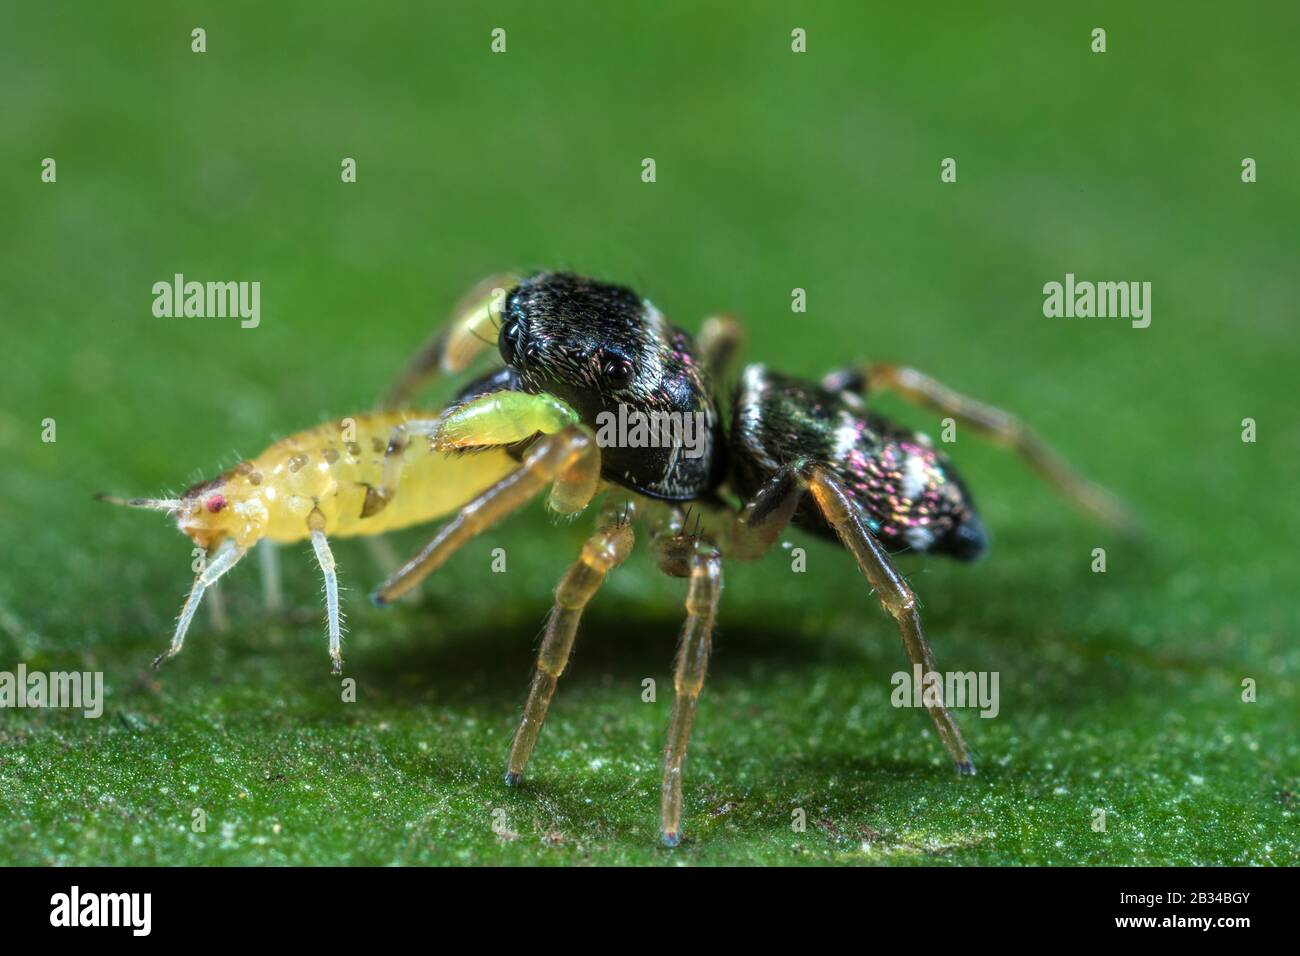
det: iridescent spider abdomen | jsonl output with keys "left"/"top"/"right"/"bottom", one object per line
{"left": 731, "top": 365, "right": 987, "bottom": 561}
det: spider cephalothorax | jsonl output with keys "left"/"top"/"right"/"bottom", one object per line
{"left": 495, "top": 272, "right": 726, "bottom": 500}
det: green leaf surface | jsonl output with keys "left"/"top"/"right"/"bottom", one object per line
{"left": 2, "top": 1, "right": 1296, "bottom": 865}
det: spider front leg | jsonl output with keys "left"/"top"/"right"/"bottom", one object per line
{"left": 381, "top": 272, "right": 521, "bottom": 408}
{"left": 822, "top": 361, "right": 1136, "bottom": 533}
{"left": 370, "top": 393, "right": 599, "bottom": 605}
{"left": 651, "top": 518, "right": 724, "bottom": 847}
{"left": 362, "top": 392, "right": 580, "bottom": 519}
{"left": 505, "top": 501, "right": 636, "bottom": 785}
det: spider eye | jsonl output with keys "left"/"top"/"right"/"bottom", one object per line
{"left": 499, "top": 316, "right": 526, "bottom": 367}
{"left": 205, "top": 494, "right": 227, "bottom": 513}
{"left": 599, "top": 353, "right": 633, "bottom": 389}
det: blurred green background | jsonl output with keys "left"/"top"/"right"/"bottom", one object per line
{"left": 2, "top": 1, "right": 1296, "bottom": 865}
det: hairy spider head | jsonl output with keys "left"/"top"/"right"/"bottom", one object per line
{"left": 498, "top": 272, "right": 710, "bottom": 423}
{"left": 496, "top": 271, "right": 725, "bottom": 501}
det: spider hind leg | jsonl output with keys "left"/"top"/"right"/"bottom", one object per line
{"left": 721, "top": 459, "right": 977, "bottom": 774}
{"left": 806, "top": 465, "right": 975, "bottom": 772}
{"left": 824, "top": 361, "right": 1136, "bottom": 534}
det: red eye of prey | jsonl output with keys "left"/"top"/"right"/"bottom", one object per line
{"left": 205, "top": 495, "right": 227, "bottom": 513}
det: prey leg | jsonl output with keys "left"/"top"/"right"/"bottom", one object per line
{"left": 382, "top": 273, "right": 520, "bottom": 407}
{"left": 258, "top": 538, "right": 283, "bottom": 612}
{"left": 652, "top": 530, "right": 723, "bottom": 848}
{"left": 823, "top": 361, "right": 1135, "bottom": 532}
{"left": 154, "top": 538, "right": 247, "bottom": 668}
{"left": 364, "top": 535, "right": 401, "bottom": 572}
{"left": 371, "top": 424, "right": 601, "bottom": 605}
{"left": 308, "top": 522, "right": 344, "bottom": 674}
{"left": 505, "top": 501, "right": 636, "bottom": 785}
{"left": 806, "top": 465, "right": 974, "bottom": 772}
{"left": 360, "top": 418, "right": 441, "bottom": 518}
{"left": 205, "top": 581, "right": 229, "bottom": 633}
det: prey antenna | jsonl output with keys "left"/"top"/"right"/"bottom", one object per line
{"left": 94, "top": 493, "right": 183, "bottom": 513}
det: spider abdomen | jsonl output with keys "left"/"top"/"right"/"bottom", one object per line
{"left": 730, "top": 364, "right": 987, "bottom": 560}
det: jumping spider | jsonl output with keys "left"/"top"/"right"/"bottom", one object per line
{"left": 367, "top": 271, "right": 1133, "bottom": 847}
